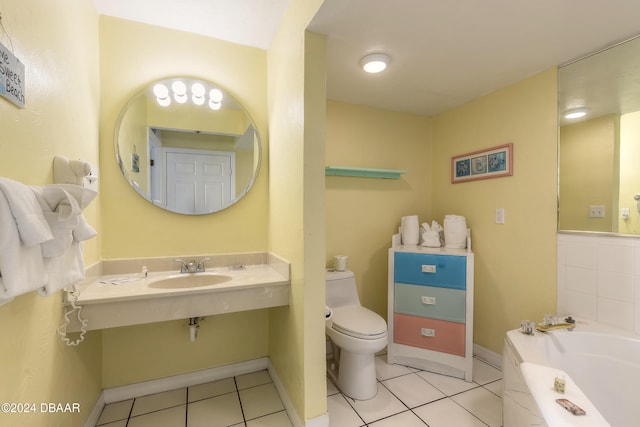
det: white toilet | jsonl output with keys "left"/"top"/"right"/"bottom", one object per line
{"left": 325, "top": 269, "right": 388, "bottom": 400}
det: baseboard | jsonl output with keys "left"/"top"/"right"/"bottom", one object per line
{"left": 267, "top": 360, "right": 329, "bottom": 427}
{"left": 86, "top": 357, "right": 330, "bottom": 427}
{"left": 83, "top": 392, "right": 104, "bottom": 427}
{"left": 473, "top": 343, "right": 502, "bottom": 370}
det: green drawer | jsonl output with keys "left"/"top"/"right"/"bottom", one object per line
{"left": 394, "top": 283, "right": 466, "bottom": 323}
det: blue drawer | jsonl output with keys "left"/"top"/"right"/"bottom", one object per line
{"left": 394, "top": 252, "right": 466, "bottom": 290}
{"left": 395, "top": 283, "right": 466, "bottom": 323}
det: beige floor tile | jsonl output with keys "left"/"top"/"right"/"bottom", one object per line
{"left": 382, "top": 373, "right": 445, "bottom": 408}
{"left": 347, "top": 383, "right": 406, "bottom": 424}
{"left": 236, "top": 370, "right": 272, "bottom": 390}
{"left": 327, "top": 393, "right": 363, "bottom": 427}
{"left": 245, "top": 410, "right": 293, "bottom": 426}
{"left": 368, "top": 410, "right": 426, "bottom": 426}
{"left": 188, "top": 378, "right": 236, "bottom": 402}
{"left": 473, "top": 358, "right": 503, "bottom": 385}
{"left": 97, "top": 399, "right": 133, "bottom": 425}
{"left": 127, "top": 405, "right": 186, "bottom": 427}
{"left": 416, "top": 370, "right": 477, "bottom": 396}
{"left": 452, "top": 386, "right": 503, "bottom": 427}
{"left": 187, "top": 392, "right": 244, "bottom": 427}
{"left": 239, "top": 383, "right": 285, "bottom": 420}
{"left": 414, "top": 398, "right": 486, "bottom": 427}
{"left": 131, "top": 388, "right": 187, "bottom": 417}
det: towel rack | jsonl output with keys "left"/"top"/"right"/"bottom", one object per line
{"left": 325, "top": 166, "right": 407, "bottom": 179}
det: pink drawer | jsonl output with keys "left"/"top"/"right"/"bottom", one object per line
{"left": 393, "top": 313, "right": 465, "bottom": 356}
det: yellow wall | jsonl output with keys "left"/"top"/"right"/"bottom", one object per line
{"left": 431, "top": 69, "right": 559, "bottom": 353}
{"left": 618, "top": 111, "right": 640, "bottom": 234}
{"left": 559, "top": 115, "right": 619, "bottom": 232}
{"left": 266, "top": 0, "right": 326, "bottom": 421}
{"left": 325, "top": 101, "right": 432, "bottom": 318}
{"left": 0, "top": 1, "right": 102, "bottom": 426}
{"left": 99, "top": 17, "right": 271, "bottom": 387}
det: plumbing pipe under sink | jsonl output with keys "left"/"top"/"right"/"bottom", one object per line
{"left": 189, "top": 317, "right": 199, "bottom": 342}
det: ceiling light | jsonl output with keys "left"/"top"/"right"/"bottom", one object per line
{"left": 360, "top": 53, "right": 390, "bottom": 73}
{"left": 563, "top": 107, "right": 588, "bottom": 119}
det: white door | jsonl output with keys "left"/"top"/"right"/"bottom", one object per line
{"left": 165, "top": 149, "right": 234, "bottom": 214}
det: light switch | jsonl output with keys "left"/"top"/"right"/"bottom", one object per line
{"left": 495, "top": 208, "right": 505, "bottom": 224}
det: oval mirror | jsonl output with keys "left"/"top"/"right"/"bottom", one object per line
{"left": 115, "top": 77, "right": 261, "bottom": 215}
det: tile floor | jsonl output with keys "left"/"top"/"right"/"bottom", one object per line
{"left": 95, "top": 370, "right": 291, "bottom": 427}
{"left": 328, "top": 355, "right": 503, "bottom": 427}
{"left": 96, "top": 356, "right": 503, "bottom": 427}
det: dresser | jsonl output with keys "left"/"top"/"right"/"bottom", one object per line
{"left": 387, "top": 242, "right": 474, "bottom": 381}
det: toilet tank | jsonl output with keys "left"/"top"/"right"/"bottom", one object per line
{"left": 326, "top": 269, "right": 361, "bottom": 307}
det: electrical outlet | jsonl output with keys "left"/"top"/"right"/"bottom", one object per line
{"left": 589, "top": 205, "right": 605, "bottom": 218}
{"left": 621, "top": 208, "right": 630, "bottom": 220}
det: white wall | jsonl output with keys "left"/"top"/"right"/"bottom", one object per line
{"left": 557, "top": 233, "right": 640, "bottom": 334}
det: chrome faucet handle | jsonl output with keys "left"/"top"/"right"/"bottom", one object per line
{"left": 174, "top": 259, "right": 189, "bottom": 273}
{"left": 197, "top": 257, "right": 211, "bottom": 272}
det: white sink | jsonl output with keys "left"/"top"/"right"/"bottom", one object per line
{"left": 148, "top": 273, "right": 232, "bottom": 289}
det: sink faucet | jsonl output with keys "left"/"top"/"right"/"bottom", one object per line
{"left": 175, "top": 258, "right": 211, "bottom": 274}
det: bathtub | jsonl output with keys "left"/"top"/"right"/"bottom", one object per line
{"left": 503, "top": 320, "right": 640, "bottom": 427}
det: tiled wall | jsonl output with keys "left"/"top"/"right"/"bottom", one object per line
{"left": 557, "top": 233, "right": 640, "bottom": 334}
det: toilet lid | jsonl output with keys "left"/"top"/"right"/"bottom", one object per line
{"left": 330, "top": 306, "right": 387, "bottom": 340}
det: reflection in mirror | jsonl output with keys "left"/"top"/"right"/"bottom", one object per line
{"left": 558, "top": 36, "right": 640, "bottom": 235}
{"left": 115, "top": 77, "right": 261, "bottom": 215}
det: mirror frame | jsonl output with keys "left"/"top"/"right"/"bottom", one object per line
{"left": 114, "top": 76, "right": 262, "bottom": 215}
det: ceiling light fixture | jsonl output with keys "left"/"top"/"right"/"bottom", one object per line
{"left": 563, "top": 107, "right": 588, "bottom": 119}
{"left": 360, "top": 53, "right": 390, "bottom": 74}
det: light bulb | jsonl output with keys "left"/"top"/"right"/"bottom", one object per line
{"left": 174, "top": 92, "right": 187, "bottom": 104}
{"left": 209, "top": 88, "right": 223, "bottom": 103}
{"left": 192, "top": 94, "right": 205, "bottom": 106}
{"left": 171, "top": 80, "right": 187, "bottom": 96}
{"left": 157, "top": 96, "right": 170, "bottom": 107}
{"left": 191, "top": 82, "right": 205, "bottom": 97}
{"left": 153, "top": 83, "right": 169, "bottom": 98}
{"left": 209, "top": 99, "right": 221, "bottom": 110}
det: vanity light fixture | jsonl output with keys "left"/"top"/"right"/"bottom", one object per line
{"left": 153, "top": 79, "right": 224, "bottom": 109}
{"left": 563, "top": 107, "right": 588, "bottom": 119}
{"left": 360, "top": 53, "right": 390, "bottom": 74}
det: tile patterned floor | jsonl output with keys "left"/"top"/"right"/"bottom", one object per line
{"left": 95, "top": 370, "right": 291, "bottom": 427}
{"left": 328, "top": 356, "right": 503, "bottom": 427}
{"left": 96, "top": 356, "right": 503, "bottom": 426}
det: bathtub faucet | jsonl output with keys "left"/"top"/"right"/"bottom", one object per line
{"left": 537, "top": 315, "right": 576, "bottom": 332}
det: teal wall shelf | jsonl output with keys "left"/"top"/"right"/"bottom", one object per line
{"left": 325, "top": 166, "right": 407, "bottom": 179}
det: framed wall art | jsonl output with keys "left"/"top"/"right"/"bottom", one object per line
{"left": 451, "top": 143, "right": 513, "bottom": 183}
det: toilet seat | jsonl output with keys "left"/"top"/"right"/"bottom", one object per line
{"left": 330, "top": 305, "right": 387, "bottom": 340}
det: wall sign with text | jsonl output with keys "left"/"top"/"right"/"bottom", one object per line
{"left": 0, "top": 42, "right": 24, "bottom": 108}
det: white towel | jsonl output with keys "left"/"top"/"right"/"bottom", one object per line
{"left": 39, "top": 241, "right": 85, "bottom": 296}
{"left": 0, "top": 191, "right": 49, "bottom": 300}
{"left": 35, "top": 185, "right": 95, "bottom": 257}
{"left": 0, "top": 177, "right": 53, "bottom": 246}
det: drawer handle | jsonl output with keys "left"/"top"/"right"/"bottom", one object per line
{"left": 421, "top": 264, "right": 436, "bottom": 273}
{"left": 421, "top": 296, "right": 436, "bottom": 305}
{"left": 421, "top": 328, "right": 436, "bottom": 337}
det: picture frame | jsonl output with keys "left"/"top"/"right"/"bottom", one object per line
{"left": 451, "top": 143, "right": 513, "bottom": 183}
